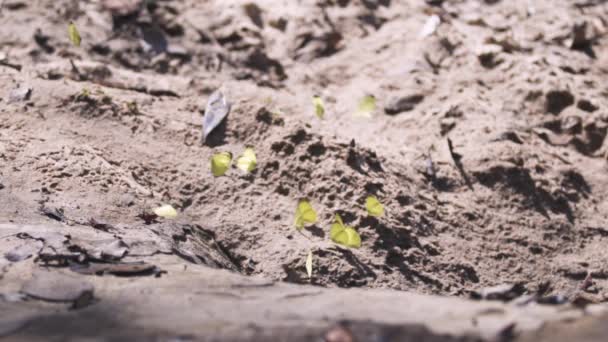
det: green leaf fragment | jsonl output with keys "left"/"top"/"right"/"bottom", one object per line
{"left": 329, "top": 214, "right": 361, "bottom": 248}
{"left": 294, "top": 199, "right": 317, "bottom": 229}
{"left": 312, "top": 96, "right": 325, "bottom": 119}
{"left": 236, "top": 147, "right": 257, "bottom": 173}
{"left": 68, "top": 22, "right": 81, "bottom": 47}
{"left": 211, "top": 152, "right": 232, "bottom": 177}
{"left": 365, "top": 195, "right": 384, "bottom": 217}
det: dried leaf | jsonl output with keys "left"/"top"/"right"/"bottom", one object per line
{"left": 306, "top": 249, "right": 313, "bottom": 278}
{"left": 202, "top": 90, "right": 230, "bottom": 142}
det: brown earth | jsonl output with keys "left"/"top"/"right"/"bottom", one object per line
{"left": 2, "top": 0, "right": 608, "bottom": 340}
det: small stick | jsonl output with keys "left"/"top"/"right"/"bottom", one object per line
{"left": 425, "top": 149, "right": 436, "bottom": 182}
{"left": 297, "top": 229, "right": 312, "bottom": 242}
{"left": 447, "top": 138, "right": 474, "bottom": 190}
{"left": 69, "top": 58, "right": 84, "bottom": 80}
{"left": 0, "top": 60, "right": 22, "bottom": 71}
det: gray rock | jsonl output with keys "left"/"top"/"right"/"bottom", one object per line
{"left": 4, "top": 241, "right": 43, "bottom": 262}
{"left": 8, "top": 85, "right": 32, "bottom": 103}
{"left": 384, "top": 94, "right": 424, "bottom": 115}
{"left": 21, "top": 271, "right": 94, "bottom": 308}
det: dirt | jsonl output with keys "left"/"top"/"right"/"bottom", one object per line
{"left": 2, "top": 0, "right": 608, "bottom": 340}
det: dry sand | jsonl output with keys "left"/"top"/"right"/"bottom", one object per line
{"left": 2, "top": 0, "right": 608, "bottom": 340}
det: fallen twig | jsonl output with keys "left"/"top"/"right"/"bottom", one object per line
{"left": 0, "top": 60, "right": 22, "bottom": 71}
{"left": 447, "top": 138, "right": 473, "bottom": 190}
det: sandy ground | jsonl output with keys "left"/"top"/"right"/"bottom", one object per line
{"left": 2, "top": 0, "right": 608, "bottom": 340}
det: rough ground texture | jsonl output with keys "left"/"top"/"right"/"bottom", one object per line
{"left": 2, "top": 0, "right": 608, "bottom": 340}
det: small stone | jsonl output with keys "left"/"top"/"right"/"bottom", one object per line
{"left": 102, "top": 0, "right": 143, "bottom": 17}
{"left": 472, "top": 283, "right": 525, "bottom": 301}
{"left": 5, "top": 241, "right": 43, "bottom": 262}
{"left": 440, "top": 117, "right": 456, "bottom": 135}
{"left": 8, "top": 85, "right": 32, "bottom": 103}
{"left": 476, "top": 44, "right": 503, "bottom": 68}
{"left": 570, "top": 20, "right": 593, "bottom": 50}
{"left": 577, "top": 99, "right": 598, "bottom": 113}
{"left": 384, "top": 94, "right": 424, "bottom": 115}
{"left": 561, "top": 116, "right": 582, "bottom": 134}
{"left": 21, "top": 271, "right": 94, "bottom": 308}
{"left": 419, "top": 15, "right": 441, "bottom": 38}
{"left": 546, "top": 90, "right": 574, "bottom": 115}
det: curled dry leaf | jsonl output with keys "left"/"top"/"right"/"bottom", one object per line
{"left": 202, "top": 90, "right": 231, "bottom": 143}
{"left": 306, "top": 249, "right": 313, "bottom": 278}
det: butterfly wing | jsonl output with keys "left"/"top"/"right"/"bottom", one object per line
{"left": 295, "top": 200, "right": 316, "bottom": 229}
{"left": 211, "top": 152, "right": 232, "bottom": 177}
{"left": 236, "top": 147, "right": 257, "bottom": 173}
{"left": 330, "top": 214, "right": 345, "bottom": 240}
{"left": 344, "top": 227, "right": 361, "bottom": 248}
{"left": 153, "top": 204, "right": 177, "bottom": 219}
{"left": 68, "top": 22, "right": 81, "bottom": 47}
{"left": 312, "top": 96, "right": 325, "bottom": 119}
{"left": 332, "top": 227, "right": 361, "bottom": 248}
{"left": 366, "top": 196, "right": 384, "bottom": 217}
{"left": 355, "top": 95, "right": 376, "bottom": 118}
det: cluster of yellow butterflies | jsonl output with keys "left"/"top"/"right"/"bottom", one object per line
{"left": 312, "top": 95, "right": 377, "bottom": 119}
{"left": 151, "top": 148, "right": 256, "bottom": 219}
{"left": 296, "top": 196, "right": 384, "bottom": 278}
{"left": 70, "top": 13, "right": 385, "bottom": 279}
{"left": 211, "top": 147, "right": 257, "bottom": 177}
{"left": 295, "top": 196, "right": 383, "bottom": 248}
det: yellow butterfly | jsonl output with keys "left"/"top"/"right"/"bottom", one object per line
{"left": 294, "top": 199, "right": 317, "bottom": 229}
{"left": 354, "top": 95, "right": 376, "bottom": 118}
{"left": 211, "top": 152, "right": 232, "bottom": 177}
{"left": 330, "top": 214, "right": 361, "bottom": 248}
{"left": 236, "top": 147, "right": 257, "bottom": 173}
{"left": 68, "top": 22, "right": 81, "bottom": 47}
{"left": 312, "top": 96, "right": 325, "bottom": 119}
{"left": 365, "top": 195, "right": 384, "bottom": 217}
{"left": 153, "top": 204, "right": 177, "bottom": 219}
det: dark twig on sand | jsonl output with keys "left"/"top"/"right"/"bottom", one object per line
{"left": 425, "top": 150, "right": 436, "bottom": 182}
{"left": 447, "top": 138, "right": 473, "bottom": 190}
{"left": 0, "top": 60, "right": 22, "bottom": 71}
